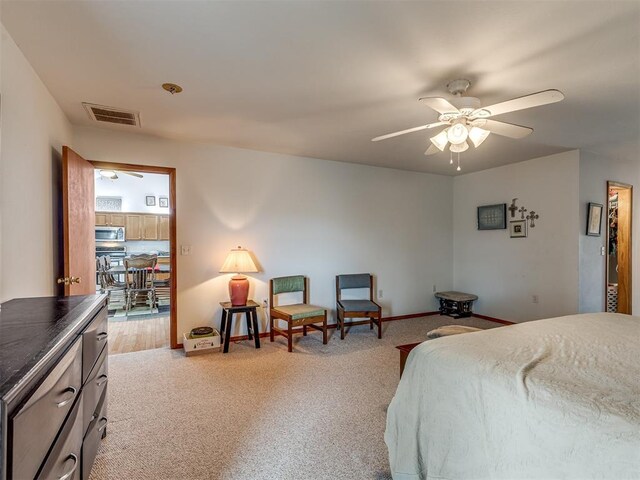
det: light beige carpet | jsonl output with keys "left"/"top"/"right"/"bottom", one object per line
{"left": 90, "top": 315, "right": 503, "bottom": 480}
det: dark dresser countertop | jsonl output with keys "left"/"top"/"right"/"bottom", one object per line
{"left": 0, "top": 294, "right": 107, "bottom": 404}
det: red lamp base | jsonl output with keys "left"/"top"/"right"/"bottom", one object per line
{"left": 229, "top": 275, "right": 250, "bottom": 306}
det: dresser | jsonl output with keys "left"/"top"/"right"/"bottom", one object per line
{"left": 0, "top": 294, "right": 108, "bottom": 480}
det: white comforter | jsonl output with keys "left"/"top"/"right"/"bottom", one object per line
{"left": 385, "top": 313, "right": 640, "bottom": 480}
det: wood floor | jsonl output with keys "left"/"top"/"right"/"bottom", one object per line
{"left": 108, "top": 315, "right": 169, "bottom": 355}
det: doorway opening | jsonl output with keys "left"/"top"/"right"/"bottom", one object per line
{"left": 606, "top": 181, "right": 633, "bottom": 314}
{"left": 91, "top": 161, "right": 177, "bottom": 354}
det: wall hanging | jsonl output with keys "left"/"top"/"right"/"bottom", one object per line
{"left": 586, "top": 202, "right": 603, "bottom": 236}
{"left": 509, "top": 220, "right": 527, "bottom": 238}
{"left": 477, "top": 204, "right": 507, "bottom": 230}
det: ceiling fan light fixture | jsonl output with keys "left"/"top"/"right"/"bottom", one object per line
{"left": 471, "top": 108, "right": 491, "bottom": 118}
{"left": 99, "top": 169, "right": 117, "bottom": 179}
{"left": 447, "top": 123, "right": 468, "bottom": 145}
{"left": 449, "top": 141, "right": 469, "bottom": 153}
{"left": 430, "top": 129, "right": 449, "bottom": 151}
{"left": 468, "top": 127, "right": 491, "bottom": 147}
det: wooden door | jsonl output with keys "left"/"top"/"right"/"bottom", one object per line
{"left": 62, "top": 147, "right": 96, "bottom": 295}
{"left": 125, "top": 214, "right": 142, "bottom": 240}
{"left": 616, "top": 187, "right": 633, "bottom": 314}
{"left": 143, "top": 214, "right": 159, "bottom": 240}
{"left": 158, "top": 215, "right": 170, "bottom": 240}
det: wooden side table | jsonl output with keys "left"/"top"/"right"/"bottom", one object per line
{"left": 219, "top": 300, "right": 260, "bottom": 353}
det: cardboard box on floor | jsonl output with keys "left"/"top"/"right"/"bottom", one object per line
{"left": 183, "top": 330, "right": 221, "bottom": 356}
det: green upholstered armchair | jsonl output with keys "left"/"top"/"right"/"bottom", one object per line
{"left": 269, "top": 275, "right": 328, "bottom": 352}
{"left": 336, "top": 273, "right": 382, "bottom": 339}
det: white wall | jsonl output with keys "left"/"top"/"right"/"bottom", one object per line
{"left": 579, "top": 150, "right": 640, "bottom": 314}
{"left": 74, "top": 126, "right": 454, "bottom": 336}
{"left": 95, "top": 171, "right": 170, "bottom": 214}
{"left": 0, "top": 25, "right": 73, "bottom": 302}
{"left": 453, "top": 151, "right": 581, "bottom": 322}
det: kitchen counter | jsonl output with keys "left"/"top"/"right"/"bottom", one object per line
{"left": 0, "top": 295, "right": 106, "bottom": 403}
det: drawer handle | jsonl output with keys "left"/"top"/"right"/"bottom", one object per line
{"left": 56, "top": 386, "right": 77, "bottom": 408}
{"left": 97, "top": 332, "right": 108, "bottom": 341}
{"left": 98, "top": 417, "right": 108, "bottom": 433}
{"left": 58, "top": 453, "right": 78, "bottom": 480}
{"left": 96, "top": 374, "right": 108, "bottom": 386}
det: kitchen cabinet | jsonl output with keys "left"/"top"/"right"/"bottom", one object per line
{"left": 98, "top": 212, "right": 169, "bottom": 241}
{"left": 95, "top": 212, "right": 126, "bottom": 227}
{"left": 159, "top": 215, "right": 170, "bottom": 240}
{"left": 125, "top": 215, "right": 142, "bottom": 240}
{"left": 143, "top": 215, "right": 159, "bottom": 240}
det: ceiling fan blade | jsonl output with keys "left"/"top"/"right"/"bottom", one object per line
{"left": 424, "top": 144, "right": 439, "bottom": 156}
{"left": 480, "top": 119, "right": 533, "bottom": 139}
{"left": 372, "top": 122, "right": 447, "bottom": 142}
{"left": 471, "top": 89, "right": 564, "bottom": 118}
{"left": 418, "top": 97, "right": 460, "bottom": 115}
{"left": 121, "top": 171, "right": 144, "bottom": 178}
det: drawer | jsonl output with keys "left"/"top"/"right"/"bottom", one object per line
{"left": 82, "top": 391, "right": 108, "bottom": 480}
{"left": 83, "top": 346, "right": 108, "bottom": 435}
{"left": 37, "top": 394, "right": 83, "bottom": 480}
{"left": 12, "top": 340, "right": 82, "bottom": 480}
{"left": 82, "top": 307, "right": 108, "bottom": 383}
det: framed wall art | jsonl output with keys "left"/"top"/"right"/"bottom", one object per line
{"left": 586, "top": 202, "right": 603, "bottom": 236}
{"left": 159, "top": 196, "right": 169, "bottom": 208}
{"left": 477, "top": 203, "right": 507, "bottom": 230}
{"left": 509, "top": 220, "right": 527, "bottom": 238}
{"left": 146, "top": 195, "right": 156, "bottom": 206}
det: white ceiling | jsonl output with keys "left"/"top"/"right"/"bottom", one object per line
{"left": 2, "top": 1, "right": 639, "bottom": 175}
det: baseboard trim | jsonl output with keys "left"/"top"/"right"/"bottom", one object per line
{"left": 383, "top": 311, "right": 440, "bottom": 322}
{"left": 472, "top": 313, "right": 514, "bottom": 325}
{"left": 175, "top": 311, "right": 508, "bottom": 349}
{"left": 224, "top": 311, "right": 440, "bottom": 342}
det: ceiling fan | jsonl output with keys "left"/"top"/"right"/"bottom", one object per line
{"left": 98, "top": 169, "right": 144, "bottom": 180}
{"left": 372, "top": 79, "right": 564, "bottom": 170}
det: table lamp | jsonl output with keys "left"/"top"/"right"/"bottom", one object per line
{"left": 219, "top": 246, "right": 259, "bottom": 306}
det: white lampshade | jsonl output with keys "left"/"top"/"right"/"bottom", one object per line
{"left": 447, "top": 123, "right": 469, "bottom": 145}
{"left": 449, "top": 141, "right": 469, "bottom": 153}
{"left": 219, "top": 246, "right": 258, "bottom": 273}
{"left": 468, "top": 127, "right": 490, "bottom": 147}
{"left": 430, "top": 129, "right": 449, "bottom": 151}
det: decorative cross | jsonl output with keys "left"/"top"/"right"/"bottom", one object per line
{"left": 527, "top": 210, "right": 539, "bottom": 228}
{"left": 508, "top": 198, "right": 518, "bottom": 218}
{"left": 518, "top": 206, "right": 528, "bottom": 219}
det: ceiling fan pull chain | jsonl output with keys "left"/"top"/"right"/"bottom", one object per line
{"left": 457, "top": 153, "right": 461, "bottom": 172}
{"left": 449, "top": 151, "right": 453, "bottom": 165}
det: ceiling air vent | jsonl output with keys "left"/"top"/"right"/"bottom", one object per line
{"left": 82, "top": 103, "right": 141, "bottom": 127}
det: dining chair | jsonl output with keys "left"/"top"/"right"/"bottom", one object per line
{"left": 269, "top": 275, "right": 327, "bottom": 352}
{"left": 96, "top": 256, "right": 126, "bottom": 308}
{"left": 124, "top": 254, "right": 158, "bottom": 311}
{"left": 336, "top": 273, "right": 382, "bottom": 339}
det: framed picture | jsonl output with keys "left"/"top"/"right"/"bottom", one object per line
{"left": 587, "top": 202, "right": 603, "bottom": 236}
{"left": 159, "top": 196, "right": 169, "bottom": 208}
{"left": 477, "top": 204, "right": 507, "bottom": 230}
{"left": 510, "top": 220, "right": 527, "bottom": 238}
{"left": 146, "top": 195, "right": 156, "bottom": 206}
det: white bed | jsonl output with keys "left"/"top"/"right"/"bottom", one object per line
{"left": 385, "top": 313, "right": 640, "bottom": 480}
